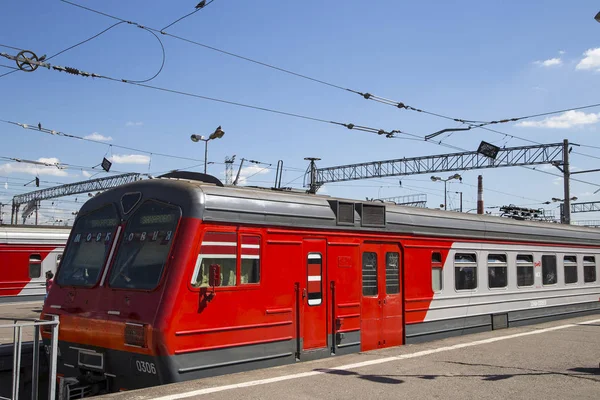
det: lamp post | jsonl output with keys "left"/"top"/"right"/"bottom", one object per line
{"left": 454, "top": 191, "right": 463, "bottom": 212}
{"left": 431, "top": 173, "right": 462, "bottom": 210}
{"left": 551, "top": 196, "right": 578, "bottom": 224}
{"left": 191, "top": 126, "right": 225, "bottom": 174}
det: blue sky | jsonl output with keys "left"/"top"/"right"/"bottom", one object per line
{"left": 1, "top": 0, "right": 600, "bottom": 225}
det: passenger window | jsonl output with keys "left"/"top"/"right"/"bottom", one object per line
{"left": 542, "top": 255, "right": 557, "bottom": 285}
{"left": 241, "top": 235, "right": 260, "bottom": 284}
{"left": 563, "top": 256, "right": 578, "bottom": 284}
{"left": 455, "top": 253, "right": 477, "bottom": 290}
{"left": 307, "top": 253, "right": 322, "bottom": 306}
{"left": 385, "top": 252, "right": 400, "bottom": 294}
{"left": 488, "top": 254, "right": 507, "bottom": 288}
{"left": 29, "top": 254, "right": 42, "bottom": 279}
{"left": 516, "top": 255, "right": 534, "bottom": 287}
{"left": 191, "top": 232, "right": 237, "bottom": 288}
{"left": 362, "top": 252, "right": 378, "bottom": 296}
{"left": 431, "top": 252, "right": 442, "bottom": 292}
{"left": 583, "top": 256, "right": 597, "bottom": 283}
{"left": 56, "top": 253, "right": 62, "bottom": 269}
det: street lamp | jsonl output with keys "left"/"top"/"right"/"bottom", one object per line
{"left": 431, "top": 173, "right": 462, "bottom": 210}
{"left": 595, "top": 10, "right": 600, "bottom": 23}
{"left": 191, "top": 126, "right": 225, "bottom": 174}
{"left": 552, "top": 196, "right": 577, "bottom": 202}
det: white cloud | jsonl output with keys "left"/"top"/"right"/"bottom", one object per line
{"left": 110, "top": 154, "right": 150, "bottom": 165}
{"left": 535, "top": 57, "right": 562, "bottom": 67}
{"left": 553, "top": 177, "right": 563, "bottom": 185}
{"left": 84, "top": 132, "right": 113, "bottom": 141}
{"left": 516, "top": 110, "right": 600, "bottom": 129}
{"left": 0, "top": 157, "right": 68, "bottom": 177}
{"left": 235, "top": 164, "right": 270, "bottom": 185}
{"left": 125, "top": 121, "right": 143, "bottom": 127}
{"left": 559, "top": 50, "right": 565, "bottom": 55}
{"left": 82, "top": 171, "right": 92, "bottom": 178}
{"left": 576, "top": 48, "right": 600, "bottom": 71}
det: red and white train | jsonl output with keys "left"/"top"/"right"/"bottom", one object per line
{"left": 41, "top": 173, "right": 600, "bottom": 395}
{"left": 0, "top": 225, "right": 68, "bottom": 303}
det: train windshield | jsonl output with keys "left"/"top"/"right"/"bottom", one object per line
{"left": 56, "top": 205, "right": 119, "bottom": 287}
{"left": 108, "top": 200, "right": 181, "bottom": 290}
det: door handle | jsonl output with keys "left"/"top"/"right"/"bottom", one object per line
{"left": 302, "top": 288, "right": 307, "bottom": 299}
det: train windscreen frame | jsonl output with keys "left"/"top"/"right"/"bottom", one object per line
{"left": 108, "top": 200, "right": 181, "bottom": 290}
{"left": 56, "top": 205, "right": 119, "bottom": 287}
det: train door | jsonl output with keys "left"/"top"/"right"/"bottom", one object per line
{"left": 360, "top": 243, "right": 404, "bottom": 351}
{"left": 302, "top": 239, "right": 327, "bottom": 350}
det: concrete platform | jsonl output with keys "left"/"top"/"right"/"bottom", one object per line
{"left": 98, "top": 315, "right": 600, "bottom": 400}
{"left": 0, "top": 301, "right": 43, "bottom": 344}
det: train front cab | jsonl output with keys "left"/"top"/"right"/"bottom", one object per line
{"left": 40, "top": 192, "right": 196, "bottom": 394}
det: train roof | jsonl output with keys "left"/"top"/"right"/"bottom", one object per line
{"left": 0, "top": 225, "right": 71, "bottom": 245}
{"left": 79, "top": 175, "right": 600, "bottom": 247}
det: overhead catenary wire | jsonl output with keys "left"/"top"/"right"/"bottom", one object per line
{"left": 0, "top": 20, "right": 165, "bottom": 83}
{"left": 160, "top": 0, "right": 217, "bottom": 32}
{"left": 0, "top": 119, "right": 308, "bottom": 175}
{"left": 0, "top": 54, "right": 410, "bottom": 140}
{"left": 55, "top": 0, "right": 483, "bottom": 123}
{"left": 56, "top": 1, "right": 600, "bottom": 129}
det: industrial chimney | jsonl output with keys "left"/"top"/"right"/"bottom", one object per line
{"left": 477, "top": 175, "right": 484, "bottom": 214}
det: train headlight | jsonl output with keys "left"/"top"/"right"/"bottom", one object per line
{"left": 124, "top": 323, "right": 147, "bottom": 348}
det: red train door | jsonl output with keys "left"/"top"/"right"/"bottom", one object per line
{"left": 380, "top": 244, "right": 403, "bottom": 348}
{"left": 360, "top": 243, "right": 403, "bottom": 351}
{"left": 302, "top": 239, "right": 327, "bottom": 350}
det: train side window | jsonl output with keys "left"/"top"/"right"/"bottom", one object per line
{"left": 362, "top": 252, "right": 378, "bottom": 296}
{"left": 583, "top": 256, "right": 596, "bottom": 283}
{"left": 241, "top": 235, "right": 260, "bottom": 284}
{"left": 385, "top": 252, "right": 400, "bottom": 294}
{"left": 516, "top": 255, "right": 534, "bottom": 287}
{"left": 542, "top": 255, "right": 557, "bottom": 285}
{"left": 455, "top": 253, "right": 477, "bottom": 290}
{"left": 563, "top": 256, "right": 578, "bottom": 284}
{"left": 307, "top": 253, "right": 322, "bottom": 306}
{"left": 191, "top": 232, "right": 237, "bottom": 288}
{"left": 488, "top": 254, "right": 507, "bottom": 288}
{"left": 29, "top": 254, "right": 42, "bottom": 279}
{"left": 432, "top": 252, "right": 443, "bottom": 292}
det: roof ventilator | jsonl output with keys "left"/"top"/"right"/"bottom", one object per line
{"left": 329, "top": 200, "right": 356, "bottom": 225}
{"left": 356, "top": 203, "right": 386, "bottom": 227}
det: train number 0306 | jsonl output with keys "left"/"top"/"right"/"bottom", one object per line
{"left": 136, "top": 360, "right": 157, "bottom": 374}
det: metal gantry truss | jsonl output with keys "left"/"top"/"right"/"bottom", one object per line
{"left": 306, "top": 140, "right": 575, "bottom": 223}
{"left": 313, "top": 142, "right": 564, "bottom": 187}
{"left": 570, "top": 201, "right": 600, "bottom": 214}
{"left": 376, "top": 193, "right": 427, "bottom": 207}
{"left": 11, "top": 173, "right": 143, "bottom": 224}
